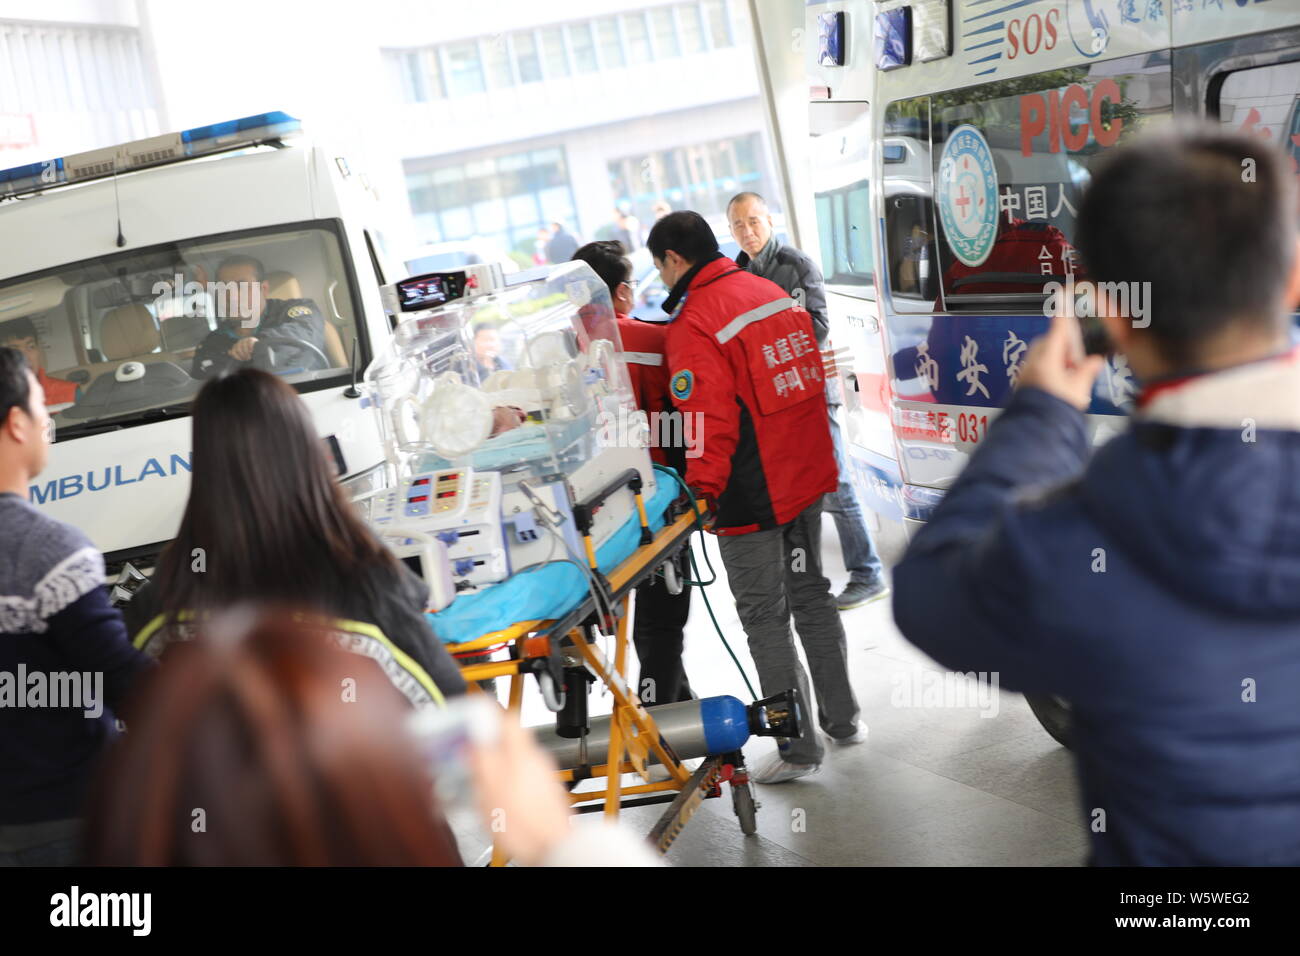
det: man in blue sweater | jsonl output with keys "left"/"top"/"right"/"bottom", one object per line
{"left": 0, "top": 347, "right": 152, "bottom": 865}
{"left": 893, "top": 127, "right": 1300, "bottom": 865}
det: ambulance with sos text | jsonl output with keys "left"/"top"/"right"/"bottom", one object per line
{"left": 803, "top": 0, "right": 1300, "bottom": 549}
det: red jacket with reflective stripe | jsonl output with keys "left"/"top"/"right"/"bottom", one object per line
{"left": 664, "top": 257, "right": 836, "bottom": 535}
{"left": 616, "top": 313, "right": 673, "bottom": 467}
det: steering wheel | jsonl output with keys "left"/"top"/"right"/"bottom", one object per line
{"left": 252, "top": 334, "right": 332, "bottom": 373}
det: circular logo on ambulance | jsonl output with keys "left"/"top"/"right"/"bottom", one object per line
{"left": 936, "top": 124, "right": 999, "bottom": 269}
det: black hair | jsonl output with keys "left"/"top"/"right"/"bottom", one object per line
{"left": 215, "top": 254, "right": 266, "bottom": 282}
{"left": 0, "top": 346, "right": 33, "bottom": 423}
{"left": 726, "top": 191, "right": 768, "bottom": 214}
{"left": 1075, "top": 126, "right": 1298, "bottom": 366}
{"left": 646, "top": 211, "right": 719, "bottom": 265}
{"left": 155, "top": 369, "right": 399, "bottom": 617}
{"left": 571, "top": 240, "right": 633, "bottom": 298}
{"left": 0, "top": 317, "right": 38, "bottom": 344}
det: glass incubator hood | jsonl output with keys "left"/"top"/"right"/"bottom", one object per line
{"left": 366, "top": 260, "right": 650, "bottom": 486}
{"left": 361, "top": 261, "right": 659, "bottom": 595}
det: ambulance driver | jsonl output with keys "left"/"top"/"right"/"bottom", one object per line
{"left": 191, "top": 255, "right": 331, "bottom": 379}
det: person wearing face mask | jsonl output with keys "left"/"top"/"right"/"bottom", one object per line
{"left": 571, "top": 240, "right": 695, "bottom": 707}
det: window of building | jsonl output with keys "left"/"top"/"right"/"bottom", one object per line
{"left": 567, "top": 22, "right": 598, "bottom": 73}
{"left": 607, "top": 131, "right": 771, "bottom": 231}
{"left": 622, "top": 12, "right": 653, "bottom": 65}
{"left": 405, "top": 148, "right": 578, "bottom": 265}
{"left": 511, "top": 31, "right": 543, "bottom": 83}
{"left": 483, "top": 36, "right": 515, "bottom": 88}
{"left": 650, "top": 7, "right": 680, "bottom": 59}
{"left": 387, "top": 49, "right": 444, "bottom": 102}
{"left": 703, "top": 0, "right": 732, "bottom": 49}
{"left": 676, "top": 3, "right": 706, "bottom": 54}
{"left": 596, "top": 17, "right": 625, "bottom": 69}
{"left": 443, "top": 42, "right": 485, "bottom": 96}
{"left": 540, "top": 26, "right": 570, "bottom": 78}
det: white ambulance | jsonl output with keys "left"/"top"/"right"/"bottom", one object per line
{"left": 803, "top": 0, "right": 1300, "bottom": 549}
{"left": 0, "top": 112, "right": 394, "bottom": 574}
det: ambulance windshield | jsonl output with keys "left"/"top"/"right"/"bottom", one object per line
{"left": 0, "top": 222, "right": 363, "bottom": 437}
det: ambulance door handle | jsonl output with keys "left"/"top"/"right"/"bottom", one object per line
{"left": 326, "top": 280, "right": 342, "bottom": 322}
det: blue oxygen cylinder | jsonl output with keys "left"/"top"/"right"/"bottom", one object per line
{"left": 532, "top": 695, "right": 752, "bottom": 770}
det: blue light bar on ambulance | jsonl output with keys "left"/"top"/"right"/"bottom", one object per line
{"left": 0, "top": 111, "right": 301, "bottom": 199}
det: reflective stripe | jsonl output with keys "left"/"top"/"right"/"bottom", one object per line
{"left": 623, "top": 351, "right": 664, "bottom": 366}
{"left": 714, "top": 297, "right": 795, "bottom": 345}
{"left": 133, "top": 611, "right": 446, "bottom": 709}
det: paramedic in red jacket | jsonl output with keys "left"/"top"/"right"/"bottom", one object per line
{"left": 572, "top": 240, "right": 695, "bottom": 706}
{"left": 647, "top": 211, "right": 865, "bottom": 784}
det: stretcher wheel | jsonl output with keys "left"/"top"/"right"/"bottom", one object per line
{"left": 662, "top": 559, "right": 683, "bottom": 596}
{"left": 537, "top": 671, "right": 566, "bottom": 713}
{"left": 731, "top": 780, "right": 758, "bottom": 836}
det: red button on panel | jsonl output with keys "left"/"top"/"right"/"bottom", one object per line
{"left": 437, "top": 490, "right": 456, "bottom": 499}
{"left": 409, "top": 495, "right": 429, "bottom": 503}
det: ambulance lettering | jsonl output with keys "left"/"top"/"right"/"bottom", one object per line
{"left": 29, "top": 453, "right": 193, "bottom": 504}
{"left": 1019, "top": 79, "right": 1124, "bottom": 157}
{"left": 1007, "top": 7, "right": 1061, "bottom": 60}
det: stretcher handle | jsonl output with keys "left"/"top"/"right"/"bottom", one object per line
{"left": 571, "top": 467, "right": 645, "bottom": 536}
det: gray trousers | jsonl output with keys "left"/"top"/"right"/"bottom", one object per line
{"left": 717, "top": 500, "right": 860, "bottom": 764}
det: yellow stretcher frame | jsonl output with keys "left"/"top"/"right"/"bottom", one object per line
{"left": 444, "top": 499, "right": 719, "bottom": 866}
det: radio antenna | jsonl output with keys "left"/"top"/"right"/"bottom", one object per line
{"left": 112, "top": 161, "right": 125, "bottom": 247}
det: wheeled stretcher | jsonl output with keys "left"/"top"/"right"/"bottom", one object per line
{"left": 436, "top": 484, "right": 800, "bottom": 864}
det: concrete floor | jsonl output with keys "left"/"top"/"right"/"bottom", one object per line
{"left": 459, "top": 513, "right": 1089, "bottom": 867}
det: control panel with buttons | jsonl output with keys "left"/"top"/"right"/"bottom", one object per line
{"left": 369, "top": 467, "right": 508, "bottom": 590}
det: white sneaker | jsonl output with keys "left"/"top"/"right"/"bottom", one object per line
{"left": 751, "top": 751, "right": 820, "bottom": 784}
{"left": 825, "top": 720, "right": 869, "bottom": 746}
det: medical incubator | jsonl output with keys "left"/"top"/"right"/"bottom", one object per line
{"left": 358, "top": 261, "right": 657, "bottom": 609}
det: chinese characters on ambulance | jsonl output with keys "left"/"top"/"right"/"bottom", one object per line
{"left": 905, "top": 78, "right": 1140, "bottom": 439}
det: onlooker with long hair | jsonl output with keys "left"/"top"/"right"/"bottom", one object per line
{"left": 132, "top": 369, "right": 465, "bottom": 704}
{"left": 86, "top": 610, "right": 662, "bottom": 866}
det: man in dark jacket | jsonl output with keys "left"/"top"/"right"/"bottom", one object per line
{"left": 0, "top": 348, "right": 153, "bottom": 865}
{"left": 544, "top": 222, "right": 580, "bottom": 264}
{"left": 649, "top": 211, "right": 865, "bottom": 784}
{"left": 893, "top": 127, "right": 1300, "bottom": 865}
{"left": 729, "top": 192, "right": 888, "bottom": 610}
{"left": 191, "top": 255, "right": 330, "bottom": 379}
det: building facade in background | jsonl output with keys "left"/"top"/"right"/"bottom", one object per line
{"left": 0, "top": 5, "right": 162, "bottom": 163}
{"left": 381, "top": 0, "right": 779, "bottom": 267}
{"left": 0, "top": 0, "right": 780, "bottom": 271}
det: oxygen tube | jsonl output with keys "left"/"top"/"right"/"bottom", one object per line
{"left": 653, "top": 464, "right": 759, "bottom": 700}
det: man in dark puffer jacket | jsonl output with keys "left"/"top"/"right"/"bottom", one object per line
{"left": 893, "top": 127, "right": 1300, "bottom": 865}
